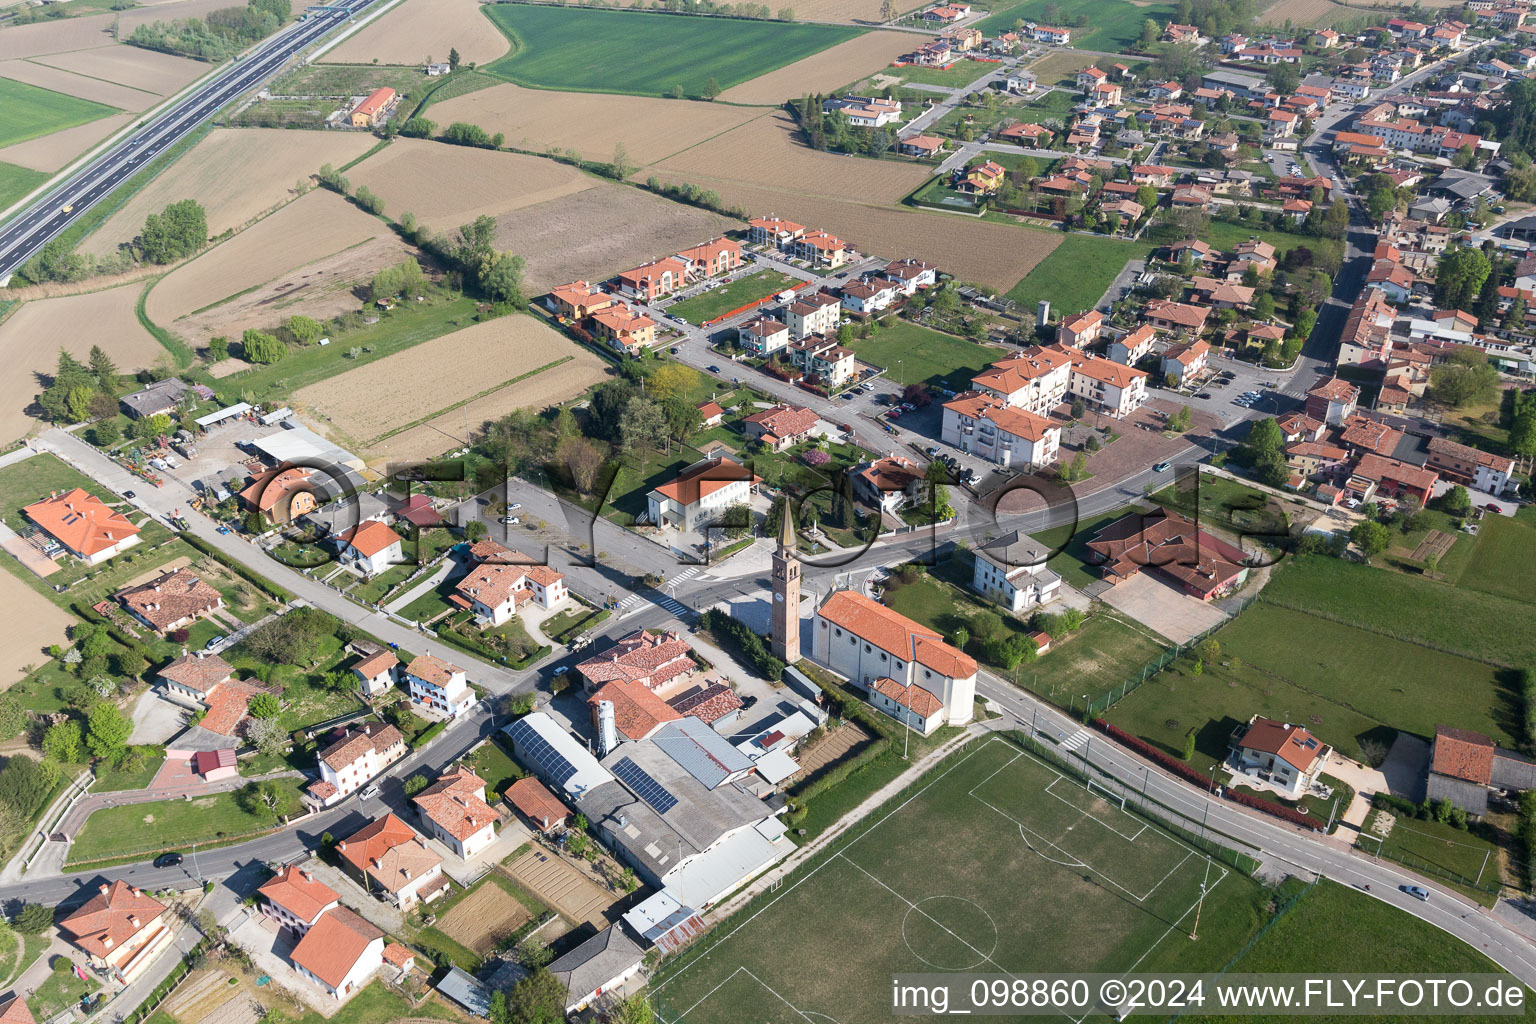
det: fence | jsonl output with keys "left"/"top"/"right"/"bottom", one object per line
{"left": 1355, "top": 832, "right": 1502, "bottom": 898}
{"left": 1085, "top": 593, "right": 1258, "bottom": 718}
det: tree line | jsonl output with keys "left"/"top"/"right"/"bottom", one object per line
{"left": 20, "top": 197, "right": 208, "bottom": 286}
{"left": 127, "top": 0, "right": 290, "bottom": 60}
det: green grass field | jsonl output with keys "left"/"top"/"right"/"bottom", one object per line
{"left": 0, "top": 161, "right": 46, "bottom": 213}
{"left": 1182, "top": 879, "right": 1536, "bottom": 1024}
{"left": 1261, "top": 554, "right": 1536, "bottom": 669}
{"left": 666, "top": 270, "right": 800, "bottom": 324}
{"left": 1360, "top": 810, "right": 1503, "bottom": 899}
{"left": 66, "top": 778, "right": 305, "bottom": 866}
{"left": 975, "top": 0, "right": 1174, "bottom": 51}
{"left": 480, "top": 6, "right": 861, "bottom": 97}
{"left": 894, "top": 59, "right": 1000, "bottom": 88}
{"left": 1456, "top": 511, "right": 1536, "bottom": 606}
{"left": 1005, "top": 232, "right": 1156, "bottom": 318}
{"left": 846, "top": 319, "right": 1003, "bottom": 390}
{"left": 651, "top": 736, "right": 1265, "bottom": 1023}
{"left": 0, "top": 77, "right": 118, "bottom": 149}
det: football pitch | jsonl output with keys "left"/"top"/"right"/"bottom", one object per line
{"left": 651, "top": 736, "right": 1262, "bottom": 1024}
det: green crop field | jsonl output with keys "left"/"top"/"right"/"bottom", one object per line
{"left": 0, "top": 77, "right": 118, "bottom": 149}
{"left": 846, "top": 319, "right": 1003, "bottom": 390}
{"left": 1005, "top": 232, "right": 1156, "bottom": 319}
{"left": 480, "top": 6, "right": 861, "bottom": 97}
{"left": 975, "top": 0, "right": 1174, "bottom": 51}
{"left": 651, "top": 735, "right": 1266, "bottom": 1024}
{"left": 0, "top": 161, "right": 46, "bottom": 214}
{"left": 666, "top": 269, "right": 800, "bottom": 324}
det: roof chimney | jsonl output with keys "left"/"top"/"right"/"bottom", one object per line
{"left": 337, "top": 841, "right": 347, "bottom": 852}
{"left": 98, "top": 883, "right": 109, "bottom": 895}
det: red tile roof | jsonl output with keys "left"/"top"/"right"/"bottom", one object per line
{"left": 818, "top": 590, "right": 976, "bottom": 679}
{"left": 652, "top": 456, "right": 758, "bottom": 507}
{"left": 1431, "top": 725, "right": 1495, "bottom": 785}
{"left": 742, "top": 404, "right": 819, "bottom": 442}
{"left": 318, "top": 723, "right": 404, "bottom": 772}
{"left": 870, "top": 676, "right": 944, "bottom": 717}
{"left": 383, "top": 942, "right": 415, "bottom": 968}
{"left": 507, "top": 777, "right": 568, "bottom": 832}
{"left": 589, "top": 679, "right": 682, "bottom": 740}
{"left": 578, "top": 629, "right": 695, "bottom": 689}
{"left": 1237, "top": 717, "right": 1326, "bottom": 773}
{"left": 290, "top": 906, "right": 383, "bottom": 990}
{"left": 413, "top": 765, "right": 497, "bottom": 842}
{"left": 338, "top": 520, "right": 401, "bottom": 559}
{"left": 1308, "top": 376, "right": 1360, "bottom": 404}
{"left": 1086, "top": 508, "right": 1249, "bottom": 599}
{"left": 666, "top": 682, "right": 744, "bottom": 725}
{"left": 337, "top": 814, "right": 441, "bottom": 894}
{"left": 158, "top": 652, "right": 233, "bottom": 695}
{"left": 116, "top": 568, "right": 221, "bottom": 631}
{"left": 258, "top": 865, "right": 339, "bottom": 925}
{"left": 60, "top": 881, "right": 167, "bottom": 959}
{"left": 405, "top": 654, "right": 464, "bottom": 688}
{"left": 353, "top": 649, "right": 399, "bottom": 680}
{"left": 23, "top": 489, "right": 140, "bottom": 558}
{"left": 0, "top": 997, "right": 35, "bottom": 1024}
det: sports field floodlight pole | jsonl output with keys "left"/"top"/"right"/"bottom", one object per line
{"left": 1189, "top": 851, "right": 1215, "bottom": 941}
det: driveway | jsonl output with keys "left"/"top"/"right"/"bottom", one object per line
{"left": 1380, "top": 732, "right": 1430, "bottom": 802}
{"left": 128, "top": 689, "right": 193, "bottom": 745}
{"left": 1095, "top": 572, "right": 1228, "bottom": 644}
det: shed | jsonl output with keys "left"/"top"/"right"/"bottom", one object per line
{"left": 436, "top": 965, "right": 491, "bottom": 1017}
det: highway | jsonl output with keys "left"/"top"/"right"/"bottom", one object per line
{"left": 0, "top": 0, "right": 384, "bottom": 282}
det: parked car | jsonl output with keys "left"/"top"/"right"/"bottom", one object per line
{"left": 1483, "top": 503, "right": 1503, "bottom": 514}
{"left": 707, "top": 365, "right": 721, "bottom": 373}
{"left": 500, "top": 516, "right": 520, "bottom": 525}
{"left": 509, "top": 502, "right": 522, "bottom": 510}
{"left": 216, "top": 525, "right": 232, "bottom": 535}
{"left": 205, "top": 635, "right": 226, "bottom": 651}
{"left": 925, "top": 446, "right": 940, "bottom": 457}
{"left": 123, "top": 490, "right": 136, "bottom": 500}
{"left": 359, "top": 784, "right": 381, "bottom": 801}
{"left": 553, "top": 665, "right": 570, "bottom": 676}
{"left": 154, "top": 853, "right": 183, "bottom": 868}
{"left": 1197, "top": 393, "right": 1211, "bottom": 399}
{"left": 669, "top": 346, "right": 679, "bottom": 354}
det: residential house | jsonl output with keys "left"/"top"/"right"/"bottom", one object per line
{"left": 840, "top": 278, "right": 899, "bottom": 315}
{"left": 742, "top": 404, "right": 820, "bottom": 450}
{"left": 1144, "top": 299, "right": 1211, "bottom": 337}
{"left": 1425, "top": 437, "right": 1517, "bottom": 494}
{"left": 336, "top": 814, "right": 448, "bottom": 908}
{"left": 968, "top": 346, "right": 1074, "bottom": 416}
{"left": 257, "top": 864, "right": 340, "bottom": 936}
{"left": 590, "top": 304, "right": 657, "bottom": 355}
{"left": 784, "top": 291, "right": 843, "bottom": 337}
{"left": 405, "top": 654, "right": 475, "bottom": 719}
{"left": 289, "top": 907, "right": 385, "bottom": 1002}
{"left": 1305, "top": 376, "right": 1360, "bottom": 425}
{"left": 676, "top": 237, "right": 743, "bottom": 279}
{"left": 996, "top": 121, "right": 1052, "bottom": 145}
{"left": 577, "top": 629, "right": 697, "bottom": 694}
{"left": 352, "top": 648, "right": 399, "bottom": 699}
{"left": 1160, "top": 339, "right": 1210, "bottom": 382}
{"left": 304, "top": 722, "right": 407, "bottom": 809}
{"left": 119, "top": 378, "right": 187, "bottom": 420}
{"left": 941, "top": 392, "right": 1061, "bottom": 469}
{"left": 1106, "top": 324, "right": 1157, "bottom": 366}
{"left": 1191, "top": 277, "right": 1256, "bottom": 310}
{"left": 1085, "top": 507, "right": 1250, "bottom": 600}
{"left": 812, "top": 589, "right": 977, "bottom": 734}
{"left": 1231, "top": 716, "right": 1328, "bottom": 799}
{"left": 23, "top": 488, "right": 140, "bottom": 564}
{"left": 1057, "top": 309, "right": 1106, "bottom": 349}
{"left": 697, "top": 401, "right": 724, "bottom": 427}
{"left": 1005, "top": 71, "right": 1036, "bottom": 93}
{"left": 957, "top": 160, "right": 1006, "bottom": 194}
{"left": 788, "top": 336, "right": 856, "bottom": 388}
{"left": 1076, "top": 66, "right": 1107, "bottom": 91}
{"left": 822, "top": 96, "right": 903, "bottom": 128}
{"left": 898, "top": 133, "right": 946, "bottom": 157}
{"left": 116, "top": 567, "right": 222, "bottom": 635}
{"left": 59, "top": 882, "right": 176, "bottom": 985}
{"left": 1353, "top": 453, "right": 1439, "bottom": 504}
{"left": 737, "top": 316, "right": 791, "bottom": 356}
{"left": 747, "top": 216, "right": 804, "bottom": 248}
{"left": 413, "top": 764, "right": 499, "bottom": 858}
{"left": 548, "top": 925, "right": 647, "bottom": 1015}
{"left": 615, "top": 258, "right": 688, "bottom": 302}
{"left": 334, "top": 520, "right": 403, "bottom": 575}
{"left": 851, "top": 455, "right": 925, "bottom": 512}
{"left": 350, "top": 87, "right": 396, "bottom": 128}
{"left": 647, "top": 455, "right": 759, "bottom": 532}
{"left": 157, "top": 651, "right": 233, "bottom": 703}
{"left": 971, "top": 531, "right": 1061, "bottom": 613}
{"left": 546, "top": 281, "right": 613, "bottom": 320}
{"left": 882, "top": 258, "right": 938, "bottom": 295}
{"left": 454, "top": 562, "right": 568, "bottom": 627}
{"left": 1031, "top": 24, "right": 1071, "bottom": 44}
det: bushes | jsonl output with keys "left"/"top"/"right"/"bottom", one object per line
{"left": 1522, "top": 668, "right": 1536, "bottom": 754}
{"left": 700, "top": 608, "right": 784, "bottom": 680}
{"left": 1520, "top": 791, "right": 1536, "bottom": 892}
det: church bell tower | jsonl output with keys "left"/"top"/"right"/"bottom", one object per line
{"left": 770, "top": 498, "right": 800, "bottom": 664}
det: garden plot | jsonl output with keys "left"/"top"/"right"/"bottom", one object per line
{"left": 0, "top": 564, "right": 74, "bottom": 685}
{"left": 347, "top": 138, "right": 596, "bottom": 231}
{"left": 321, "top": 0, "right": 509, "bottom": 66}
{"left": 427, "top": 82, "right": 763, "bottom": 166}
{"left": 651, "top": 111, "right": 931, "bottom": 204}
{"left": 437, "top": 879, "right": 533, "bottom": 955}
{"left": 83, "top": 128, "right": 379, "bottom": 256}
{"left": 0, "top": 283, "right": 163, "bottom": 444}
{"left": 146, "top": 190, "right": 389, "bottom": 325}
{"left": 650, "top": 175, "right": 1059, "bottom": 289}
{"left": 494, "top": 181, "right": 736, "bottom": 294}
{"left": 292, "top": 314, "right": 609, "bottom": 457}
{"left": 718, "top": 31, "right": 921, "bottom": 104}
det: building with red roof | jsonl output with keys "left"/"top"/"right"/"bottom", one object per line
{"left": 1232, "top": 716, "right": 1328, "bottom": 798}
{"left": 507, "top": 777, "right": 568, "bottom": 833}
{"left": 453, "top": 562, "right": 568, "bottom": 627}
{"left": 412, "top": 764, "right": 498, "bottom": 858}
{"left": 289, "top": 906, "right": 385, "bottom": 1000}
{"left": 335, "top": 520, "right": 403, "bottom": 575}
{"left": 577, "top": 629, "right": 697, "bottom": 695}
{"left": 587, "top": 679, "right": 681, "bottom": 743}
{"left": 0, "top": 996, "right": 35, "bottom": 1024}
{"left": 336, "top": 814, "right": 447, "bottom": 909}
{"left": 646, "top": 455, "right": 760, "bottom": 532}
{"left": 258, "top": 864, "right": 340, "bottom": 935}
{"left": 350, "top": 87, "right": 396, "bottom": 128}
{"left": 59, "top": 881, "right": 176, "bottom": 984}
{"left": 1085, "top": 507, "right": 1250, "bottom": 601}
{"left": 812, "top": 589, "right": 976, "bottom": 735}
{"left": 23, "top": 488, "right": 141, "bottom": 564}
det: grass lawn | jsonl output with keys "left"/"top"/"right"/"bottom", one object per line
{"left": 0, "top": 452, "right": 125, "bottom": 532}
{"left": 66, "top": 778, "right": 305, "bottom": 866}
{"left": 28, "top": 961, "right": 99, "bottom": 1019}
{"left": 348, "top": 560, "right": 418, "bottom": 606}
{"left": 273, "top": 980, "right": 463, "bottom": 1024}
{"left": 846, "top": 319, "right": 1003, "bottom": 390}
{"left": 975, "top": 0, "right": 1173, "bottom": 51}
{"left": 1456, "top": 511, "right": 1536, "bottom": 605}
{"left": 1024, "top": 612, "right": 1166, "bottom": 706}
{"left": 1360, "top": 810, "right": 1503, "bottom": 903}
{"left": 1029, "top": 503, "right": 1150, "bottom": 590}
{"left": 270, "top": 63, "right": 434, "bottom": 101}
{"left": 1181, "top": 879, "right": 1528, "bottom": 1024}
{"left": 92, "top": 748, "right": 166, "bottom": 793}
{"left": 1023, "top": 87, "right": 1079, "bottom": 119}
{"left": 651, "top": 735, "right": 1267, "bottom": 1023}
{"left": 1150, "top": 471, "right": 1291, "bottom": 540}
{"left": 397, "top": 574, "right": 459, "bottom": 623}
{"left": 480, "top": 5, "right": 861, "bottom": 98}
{"left": 541, "top": 603, "right": 609, "bottom": 644}
{"left": 894, "top": 60, "right": 998, "bottom": 88}
{"left": 1261, "top": 554, "right": 1536, "bottom": 670}
{"left": 470, "top": 736, "right": 523, "bottom": 802}
{"left": 666, "top": 270, "right": 800, "bottom": 325}
{"left": 1005, "top": 232, "right": 1155, "bottom": 318}
{"left": 0, "top": 77, "right": 118, "bottom": 149}
{"left": 0, "top": 161, "right": 46, "bottom": 213}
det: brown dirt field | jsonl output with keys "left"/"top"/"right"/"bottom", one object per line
{"left": 36, "top": 44, "right": 205, "bottom": 96}
{"left": 656, "top": 174, "right": 1059, "bottom": 289}
{"left": 83, "top": 128, "right": 379, "bottom": 256}
{"left": 719, "top": 31, "right": 917, "bottom": 104}
{"left": 348, "top": 138, "right": 596, "bottom": 231}
{"left": 1410, "top": 529, "right": 1456, "bottom": 562}
{"left": 0, "top": 111, "right": 134, "bottom": 172}
{"left": 1028, "top": 50, "right": 1100, "bottom": 81}
{"left": 146, "top": 190, "right": 387, "bottom": 325}
{"left": 0, "top": 283, "right": 164, "bottom": 444}
{"left": 501, "top": 852, "right": 614, "bottom": 928}
{"left": 168, "top": 233, "right": 411, "bottom": 349}
{"left": 321, "top": 0, "right": 508, "bottom": 67}
{"left": 0, "top": 0, "right": 234, "bottom": 59}
{"left": 428, "top": 82, "right": 763, "bottom": 166}
{"left": 650, "top": 111, "right": 930, "bottom": 204}
{"left": 779, "top": 0, "right": 887, "bottom": 21}
{"left": 495, "top": 181, "right": 737, "bottom": 293}
{"left": 294, "top": 314, "right": 609, "bottom": 457}
{"left": 437, "top": 882, "right": 532, "bottom": 955}
{"left": 0, "top": 56, "right": 161, "bottom": 109}
{"left": 0, "top": 566, "right": 74, "bottom": 686}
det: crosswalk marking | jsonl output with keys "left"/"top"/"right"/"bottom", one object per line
{"left": 1061, "top": 729, "right": 1090, "bottom": 753}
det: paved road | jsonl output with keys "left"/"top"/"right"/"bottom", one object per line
{"left": 0, "top": 0, "right": 385, "bottom": 281}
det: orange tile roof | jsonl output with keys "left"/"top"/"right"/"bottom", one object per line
{"left": 1144, "top": 299, "right": 1210, "bottom": 330}
{"left": 697, "top": 401, "right": 724, "bottom": 419}
{"left": 1431, "top": 725, "right": 1495, "bottom": 784}
{"left": 353, "top": 87, "right": 395, "bottom": 121}
{"left": 1308, "top": 376, "right": 1360, "bottom": 404}
{"left": 383, "top": 942, "right": 415, "bottom": 968}
{"left": 318, "top": 723, "right": 404, "bottom": 772}
{"left": 591, "top": 304, "right": 655, "bottom": 336}
{"left": 290, "top": 906, "right": 383, "bottom": 990}
{"left": 943, "top": 392, "right": 1057, "bottom": 442}
{"left": 1086, "top": 508, "right": 1248, "bottom": 599}
{"left": 818, "top": 590, "right": 976, "bottom": 678}
{"left": 413, "top": 765, "right": 497, "bottom": 842}
{"left": 352, "top": 649, "right": 399, "bottom": 679}
{"left": 455, "top": 562, "right": 563, "bottom": 610}
{"left": 870, "top": 676, "right": 944, "bottom": 718}
{"left": 748, "top": 215, "right": 804, "bottom": 235}
{"left": 1238, "top": 717, "right": 1326, "bottom": 773}
{"left": 652, "top": 456, "right": 758, "bottom": 507}
{"left": 117, "top": 568, "right": 222, "bottom": 631}
{"left": 0, "top": 996, "right": 35, "bottom": 1024}
{"left": 1071, "top": 352, "right": 1148, "bottom": 389}
{"left": 971, "top": 346, "right": 1072, "bottom": 393}
{"left": 405, "top": 654, "right": 464, "bottom": 688}
{"left": 23, "top": 488, "right": 140, "bottom": 558}
{"left": 743, "top": 404, "right": 818, "bottom": 440}
{"left": 337, "top": 813, "right": 441, "bottom": 895}
{"left": 60, "top": 881, "right": 167, "bottom": 959}
{"left": 158, "top": 652, "right": 233, "bottom": 695}
{"left": 258, "top": 865, "right": 339, "bottom": 925}
{"left": 589, "top": 679, "right": 682, "bottom": 740}
{"left": 239, "top": 466, "right": 315, "bottom": 516}
{"left": 677, "top": 236, "right": 741, "bottom": 265}
{"left": 337, "top": 520, "right": 401, "bottom": 559}
{"left": 507, "top": 777, "right": 568, "bottom": 832}
{"left": 578, "top": 629, "right": 695, "bottom": 689}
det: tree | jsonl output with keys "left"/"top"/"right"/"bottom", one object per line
{"left": 702, "top": 77, "right": 721, "bottom": 100}
{"left": 480, "top": 252, "right": 526, "bottom": 305}
{"left": 86, "top": 702, "right": 130, "bottom": 761}
{"left": 612, "top": 142, "right": 636, "bottom": 180}
{"left": 448, "top": 46, "right": 460, "bottom": 70}
{"left": 238, "top": 780, "right": 284, "bottom": 818}
{"left": 492, "top": 968, "right": 565, "bottom": 1024}
{"left": 556, "top": 435, "right": 606, "bottom": 495}
{"left": 1251, "top": 291, "right": 1275, "bottom": 322}
{"left": 1266, "top": 62, "right": 1299, "bottom": 96}
{"left": 647, "top": 362, "right": 700, "bottom": 402}
{"left": 880, "top": 0, "right": 895, "bottom": 18}
{"left": 0, "top": 695, "right": 26, "bottom": 740}
{"left": 88, "top": 345, "right": 118, "bottom": 389}
{"left": 286, "top": 315, "right": 323, "bottom": 345}
{"left": 241, "top": 329, "right": 286, "bottom": 364}
{"left": 139, "top": 199, "right": 207, "bottom": 263}
{"left": 42, "top": 720, "right": 83, "bottom": 763}
{"left": 1350, "top": 519, "right": 1390, "bottom": 563}
{"left": 247, "top": 693, "right": 281, "bottom": 719}
{"left": 399, "top": 116, "right": 436, "bottom": 138}
{"left": 1430, "top": 351, "right": 1499, "bottom": 408}
{"left": 403, "top": 774, "right": 429, "bottom": 797}
{"left": 608, "top": 995, "right": 654, "bottom": 1024}
{"left": 353, "top": 185, "right": 385, "bottom": 215}
{"left": 11, "top": 904, "right": 52, "bottom": 935}
{"left": 1243, "top": 416, "right": 1283, "bottom": 456}
{"left": 1441, "top": 484, "right": 1472, "bottom": 517}
{"left": 208, "top": 336, "right": 229, "bottom": 361}
{"left": 619, "top": 396, "right": 666, "bottom": 472}
{"left": 1510, "top": 411, "right": 1536, "bottom": 460}
{"left": 1433, "top": 247, "right": 1492, "bottom": 312}
{"left": 246, "top": 716, "right": 286, "bottom": 756}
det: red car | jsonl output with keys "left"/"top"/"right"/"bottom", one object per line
{"left": 1483, "top": 503, "right": 1503, "bottom": 514}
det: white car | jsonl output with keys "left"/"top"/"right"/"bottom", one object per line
{"left": 509, "top": 502, "right": 522, "bottom": 510}
{"left": 359, "top": 784, "right": 381, "bottom": 800}
{"left": 500, "top": 516, "right": 520, "bottom": 525}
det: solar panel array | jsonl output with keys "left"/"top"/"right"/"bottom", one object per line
{"left": 508, "top": 721, "right": 578, "bottom": 786}
{"left": 614, "top": 756, "right": 678, "bottom": 814}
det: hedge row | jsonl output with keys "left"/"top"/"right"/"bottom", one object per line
{"left": 1225, "top": 786, "right": 1323, "bottom": 831}
{"left": 700, "top": 608, "right": 785, "bottom": 680}
{"left": 1521, "top": 668, "right": 1535, "bottom": 753}
{"left": 1521, "top": 791, "right": 1536, "bottom": 892}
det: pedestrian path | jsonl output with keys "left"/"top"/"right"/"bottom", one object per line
{"left": 1060, "top": 729, "right": 1091, "bottom": 754}
{"left": 616, "top": 565, "right": 705, "bottom": 612}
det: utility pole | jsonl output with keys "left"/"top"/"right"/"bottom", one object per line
{"left": 1189, "top": 852, "right": 1214, "bottom": 941}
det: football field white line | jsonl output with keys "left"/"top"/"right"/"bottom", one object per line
{"left": 1043, "top": 774, "right": 1150, "bottom": 843}
{"left": 836, "top": 852, "right": 1005, "bottom": 971}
